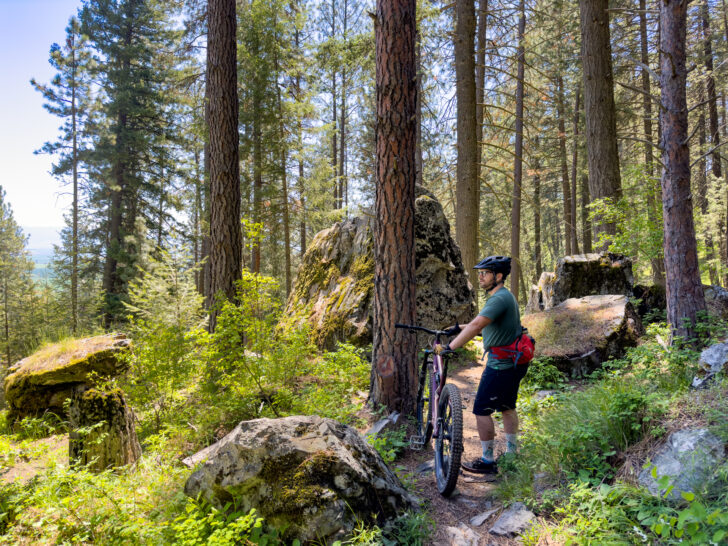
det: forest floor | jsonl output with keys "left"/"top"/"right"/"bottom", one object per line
{"left": 397, "top": 359, "right": 539, "bottom": 546}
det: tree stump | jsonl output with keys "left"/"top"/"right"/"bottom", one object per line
{"left": 68, "top": 386, "right": 141, "bottom": 472}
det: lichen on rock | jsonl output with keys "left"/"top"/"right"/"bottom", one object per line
{"left": 183, "top": 415, "right": 417, "bottom": 543}
{"left": 281, "top": 186, "right": 475, "bottom": 350}
{"left": 3, "top": 334, "right": 130, "bottom": 423}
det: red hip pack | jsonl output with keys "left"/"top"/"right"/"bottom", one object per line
{"left": 490, "top": 327, "right": 535, "bottom": 365}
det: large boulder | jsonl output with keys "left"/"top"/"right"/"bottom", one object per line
{"left": 526, "top": 254, "right": 633, "bottom": 314}
{"left": 68, "top": 386, "right": 141, "bottom": 472}
{"left": 638, "top": 429, "right": 725, "bottom": 501}
{"left": 183, "top": 415, "right": 417, "bottom": 543}
{"left": 704, "top": 284, "right": 728, "bottom": 321}
{"left": 691, "top": 341, "right": 728, "bottom": 388}
{"left": 3, "top": 334, "right": 130, "bottom": 423}
{"left": 281, "top": 186, "right": 475, "bottom": 349}
{"left": 521, "top": 295, "right": 643, "bottom": 376}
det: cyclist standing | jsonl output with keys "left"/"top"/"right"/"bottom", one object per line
{"left": 435, "top": 255, "right": 528, "bottom": 474}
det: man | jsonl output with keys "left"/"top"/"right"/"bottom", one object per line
{"left": 435, "top": 255, "right": 528, "bottom": 474}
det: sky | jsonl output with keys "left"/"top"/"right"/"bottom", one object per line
{"left": 0, "top": 0, "right": 84, "bottom": 242}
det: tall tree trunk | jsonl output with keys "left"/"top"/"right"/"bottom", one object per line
{"left": 510, "top": 0, "right": 525, "bottom": 302}
{"left": 533, "top": 139, "right": 542, "bottom": 279}
{"left": 659, "top": 0, "right": 705, "bottom": 342}
{"left": 293, "top": 19, "right": 306, "bottom": 256}
{"left": 639, "top": 0, "right": 664, "bottom": 285}
{"left": 697, "top": 83, "right": 717, "bottom": 284}
{"left": 556, "top": 75, "right": 573, "bottom": 256}
{"left": 415, "top": 28, "right": 423, "bottom": 187}
{"left": 570, "top": 85, "right": 581, "bottom": 255}
{"left": 70, "top": 37, "right": 78, "bottom": 334}
{"left": 578, "top": 0, "right": 622, "bottom": 244}
{"left": 581, "top": 173, "right": 592, "bottom": 252}
{"left": 252, "top": 85, "right": 262, "bottom": 274}
{"left": 207, "top": 0, "right": 242, "bottom": 330}
{"left": 474, "top": 0, "right": 487, "bottom": 272}
{"left": 194, "top": 147, "right": 203, "bottom": 294}
{"left": 340, "top": 0, "right": 348, "bottom": 211}
{"left": 371, "top": 0, "right": 417, "bottom": 413}
{"left": 275, "top": 46, "right": 292, "bottom": 297}
{"left": 454, "top": 0, "right": 479, "bottom": 291}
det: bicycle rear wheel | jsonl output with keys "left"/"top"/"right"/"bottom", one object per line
{"left": 415, "top": 358, "right": 433, "bottom": 446}
{"left": 434, "top": 383, "right": 463, "bottom": 497}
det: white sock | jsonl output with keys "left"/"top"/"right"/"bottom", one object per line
{"left": 505, "top": 433, "right": 518, "bottom": 453}
{"left": 481, "top": 440, "right": 494, "bottom": 462}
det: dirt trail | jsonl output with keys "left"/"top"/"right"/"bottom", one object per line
{"left": 400, "top": 359, "right": 528, "bottom": 545}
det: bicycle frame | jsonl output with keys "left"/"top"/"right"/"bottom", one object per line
{"left": 428, "top": 346, "right": 448, "bottom": 439}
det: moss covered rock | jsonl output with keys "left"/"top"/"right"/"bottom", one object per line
{"left": 3, "top": 334, "right": 130, "bottom": 423}
{"left": 68, "top": 386, "right": 141, "bottom": 472}
{"left": 281, "top": 186, "right": 475, "bottom": 350}
{"left": 183, "top": 415, "right": 417, "bottom": 543}
{"left": 526, "top": 253, "right": 633, "bottom": 314}
{"left": 522, "top": 295, "right": 643, "bottom": 376}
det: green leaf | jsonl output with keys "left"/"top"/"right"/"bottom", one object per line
{"left": 681, "top": 491, "right": 695, "bottom": 502}
{"left": 713, "top": 530, "right": 726, "bottom": 543}
{"left": 651, "top": 465, "right": 658, "bottom": 478}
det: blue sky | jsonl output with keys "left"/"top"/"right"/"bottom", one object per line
{"left": 0, "top": 0, "right": 84, "bottom": 243}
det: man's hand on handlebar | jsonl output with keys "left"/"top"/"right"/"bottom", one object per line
{"left": 443, "top": 323, "right": 462, "bottom": 336}
{"left": 434, "top": 343, "right": 455, "bottom": 356}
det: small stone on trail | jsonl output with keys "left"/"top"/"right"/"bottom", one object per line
{"left": 470, "top": 506, "right": 500, "bottom": 527}
{"left": 437, "top": 523, "right": 480, "bottom": 546}
{"left": 534, "top": 390, "right": 558, "bottom": 400}
{"left": 455, "top": 496, "right": 480, "bottom": 509}
{"left": 489, "top": 501, "right": 535, "bottom": 536}
{"left": 415, "top": 459, "right": 435, "bottom": 475}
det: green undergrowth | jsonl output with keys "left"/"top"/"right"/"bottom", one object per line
{"left": 0, "top": 265, "right": 414, "bottom": 544}
{"left": 499, "top": 320, "right": 728, "bottom": 545}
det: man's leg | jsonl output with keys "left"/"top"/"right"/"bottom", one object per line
{"left": 502, "top": 409, "right": 519, "bottom": 453}
{"left": 476, "top": 414, "right": 495, "bottom": 462}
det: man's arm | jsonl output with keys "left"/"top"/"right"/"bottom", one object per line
{"left": 450, "top": 315, "right": 491, "bottom": 349}
{"left": 439, "top": 315, "right": 491, "bottom": 352}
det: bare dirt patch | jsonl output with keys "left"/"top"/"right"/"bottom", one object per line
{"left": 0, "top": 434, "right": 68, "bottom": 485}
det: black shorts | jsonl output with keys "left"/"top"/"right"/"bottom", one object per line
{"left": 472, "top": 364, "right": 529, "bottom": 416}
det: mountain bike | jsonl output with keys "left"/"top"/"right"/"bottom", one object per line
{"left": 395, "top": 323, "right": 463, "bottom": 497}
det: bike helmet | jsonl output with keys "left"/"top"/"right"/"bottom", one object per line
{"left": 474, "top": 255, "right": 511, "bottom": 276}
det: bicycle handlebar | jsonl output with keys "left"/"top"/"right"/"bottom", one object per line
{"left": 395, "top": 323, "right": 454, "bottom": 337}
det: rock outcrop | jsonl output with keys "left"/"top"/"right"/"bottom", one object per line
{"left": 183, "top": 415, "right": 417, "bottom": 544}
{"left": 691, "top": 341, "right": 728, "bottom": 388}
{"left": 68, "top": 386, "right": 141, "bottom": 472}
{"left": 526, "top": 254, "right": 633, "bottom": 314}
{"left": 281, "top": 186, "right": 475, "bottom": 349}
{"left": 638, "top": 429, "right": 725, "bottom": 501}
{"left": 3, "top": 334, "right": 130, "bottom": 423}
{"left": 704, "top": 285, "right": 728, "bottom": 321}
{"left": 489, "top": 502, "right": 535, "bottom": 536}
{"left": 521, "top": 295, "right": 643, "bottom": 376}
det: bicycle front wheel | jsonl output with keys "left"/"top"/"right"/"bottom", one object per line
{"left": 434, "top": 383, "right": 463, "bottom": 497}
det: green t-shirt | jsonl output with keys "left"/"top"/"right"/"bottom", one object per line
{"left": 478, "top": 287, "right": 522, "bottom": 369}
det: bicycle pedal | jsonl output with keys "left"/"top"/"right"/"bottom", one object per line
{"left": 409, "top": 435, "right": 425, "bottom": 450}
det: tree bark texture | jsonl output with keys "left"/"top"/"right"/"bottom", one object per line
{"left": 455, "top": 0, "right": 479, "bottom": 291}
{"left": 207, "top": 0, "right": 242, "bottom": 328}
{"left": 509, "top": 0, "right": 525, "bottom": 302}
{"left": 639, "top": 0, "right": 665, "bottom": 286}
{"left": 371, "top": 0, "right": 418, "bottom": 414}
{"left": 556, "top": 75, "right": 573, "bottom": 256}
{"left": 659, "top": 0, "right": 706, "bottom": 341}
{"left": 570, "top": 85, "right": 581, "bottom": 255}
{"left": 581, "top": 174, "right": 592, "bottom": 252}
{"left": 578, "top": 0, "right": 622, "bottom": 243}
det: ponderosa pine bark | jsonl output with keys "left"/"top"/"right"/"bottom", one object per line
{"left": 556, "top": 74, "right": 573, "bottom": 256}
{"left": 659, "top": 0, "right": 705, "bottom": 342}
{"left": 370, "top": 0, "right": 417, "bottom": 413}
{"left": 454, "top": 0, "right": 479, "bottom": 290}
{"left": 639, "top": 0, "right": 665, "bottom": 286}
{"left": 207, "top": 0, "right": 242, "bottom": 329}
{"left": 509, "top": 0, "right": 525, "bottom": 302}
{"left": 578, "top": 0, "right": 622, "bottom": 243}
